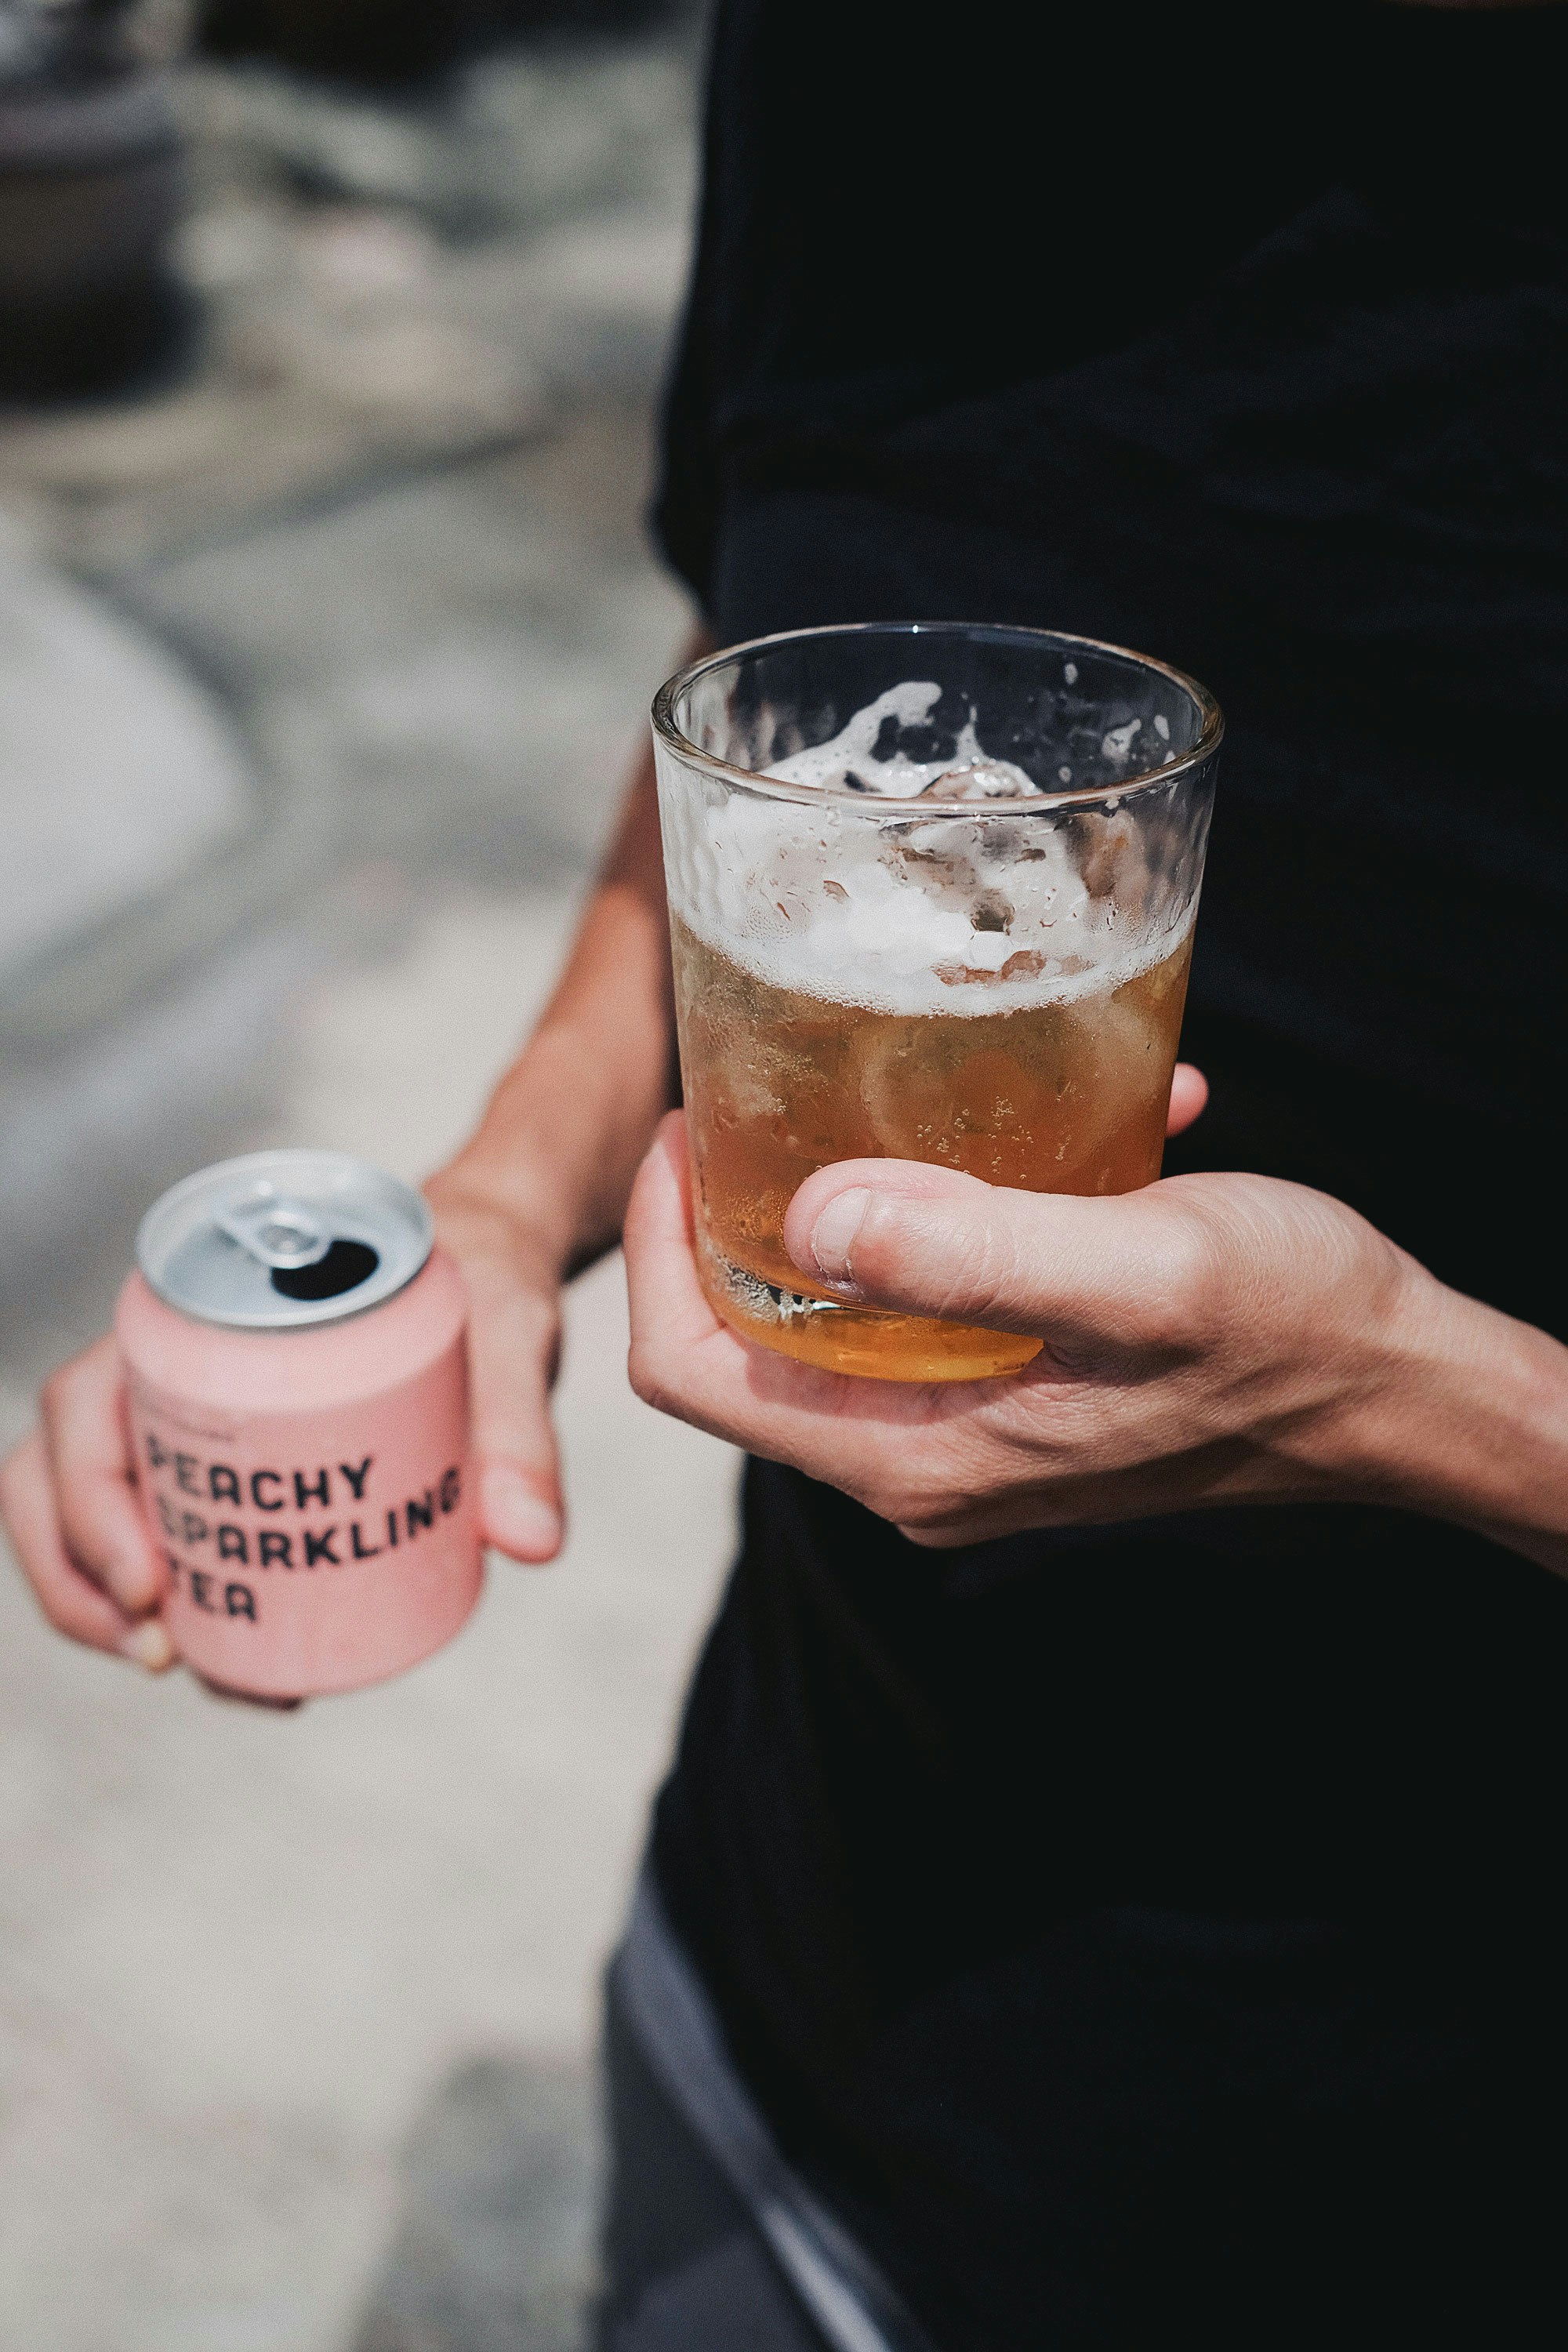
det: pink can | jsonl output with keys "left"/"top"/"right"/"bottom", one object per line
{"left": 115, "top": 1149, "right": 481, "bottom": 1700}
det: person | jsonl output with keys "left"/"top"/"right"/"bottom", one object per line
{"left": 8, "top": 0, "right": 1568, "bottom": 2342}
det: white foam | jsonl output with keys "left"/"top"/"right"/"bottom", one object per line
{"left": 764, "top": 681, "right": 1041, "bottom": 801}
{"left": 662, "top": 682, "right": 1190, "bottom": 1017}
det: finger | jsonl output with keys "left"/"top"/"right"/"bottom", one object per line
{"left": 782, "top": 1160, "right": 1193, "bottom": 1348}
{"left": 624, "top": 1113, "right": 796, "bottom": 1442}
{"left": 623, "top": 1113, "right": 739, "bottom": 1375}
{"left": 196, "top": 1675, "right": 303, "bottom": 1712}
{"left": 41, "top": 1336, "right": 166, "bottom": 1617}
{"left": 623, "top": 1117, "right": 935, "bottom": 1468}
{"left": 452, "top": 1248, "right": 565, "bottom": 1563}
{"left": 1166, "top": 1062, "right": 1208, "bottom": 1136}
{"left": 0, "top": 1432, "right": 175, "bottom": 1669}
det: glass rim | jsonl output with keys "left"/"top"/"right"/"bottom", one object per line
{"left": 651, "top": 619, "right": 1224, "bottom": 816}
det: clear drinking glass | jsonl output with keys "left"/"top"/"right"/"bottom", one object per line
{"left": 652, "top": 622, "right": 1221, "bottom": 1382}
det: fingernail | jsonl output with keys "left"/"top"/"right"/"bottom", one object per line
{"left": 809, "top": 1189, "right": 871, "bottom": 1287}
{"left": 120, "top": 1619, "right": 175, "bottom": 1674}
{"left": 482, "top": 1468, "right": 561, "bottom": 1560}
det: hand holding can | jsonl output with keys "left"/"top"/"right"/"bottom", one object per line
{"left": 117, "top": 1149, "right": 483, "bottom": 1701}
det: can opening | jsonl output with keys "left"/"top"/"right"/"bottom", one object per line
{"left": 270, "top": 1239, "right": 380, "bottom": 1303}
{"left": 137, "top": 1150, "right": 434, "bottom": 1328}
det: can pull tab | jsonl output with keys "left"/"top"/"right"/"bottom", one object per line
{"left": 218, "top": 1194, "right": 332, "bottom": 1272}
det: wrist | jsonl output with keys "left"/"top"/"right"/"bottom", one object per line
{"left": 1331, "top": 1259, "right": 1568, "bottom": 1566}
{"left": 424, "top": 1154, "right": 580, "bottom": 1287}
{"left": 426, "top": 1049, "right": 658, "bottom": 1283}
{"left": 1317, "top": 1253, "right": 1471, "bottom": 1502}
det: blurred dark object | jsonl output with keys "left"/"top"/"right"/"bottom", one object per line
{"left": 0, "top": 0, "right": 187, "bottom": 403}
{"left": 198, "top": 0, "right": 684, "bottom": 87}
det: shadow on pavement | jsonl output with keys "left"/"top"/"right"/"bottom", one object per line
{"left": 352, "top": 2053, "right": 603, "bottom": 2352}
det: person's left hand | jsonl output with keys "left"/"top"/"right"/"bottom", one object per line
{"left": 622, "top": 1102, "right": 1432, "bottom": 1548}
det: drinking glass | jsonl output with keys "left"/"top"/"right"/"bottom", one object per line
{"left": 652, "top": 622, "right": 1221, "bottom": 1381}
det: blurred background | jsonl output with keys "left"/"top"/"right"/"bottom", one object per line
{"left": 0, "top": 3, "right": 738, "bottom": 2346}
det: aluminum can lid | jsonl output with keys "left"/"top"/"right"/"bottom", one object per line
{"left": 136, "top": 1149, "right": 434, "bottom": 1330}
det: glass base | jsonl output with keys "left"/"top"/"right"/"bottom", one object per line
{"left": 699, "top": 1236, "right": 1040, "bottom": 1384}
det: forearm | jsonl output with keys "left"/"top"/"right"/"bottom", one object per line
{"left": 1342, "top": 1267, "right": 1568, "bottom": 1575}
{"left": 429, "top": 722, "right": 682, "bottom": 1274}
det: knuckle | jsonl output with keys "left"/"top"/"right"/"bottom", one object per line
{"left": 891, "top": 1495, "right": 950, "bottom": 1537}
{"left": 858, "top": 1467, "right": 946, "bottom": 1532}
{"left": 906, "top": 1483, "right": 989, "bottom": 1539}
{"left": 933, "top": 1219, "right": 1017, "bottom": 1323}
{"left": 865, "top": 1426, "right": 1022, "bottom": 1542}
{"left": 1125, "top": 1206, "right": 1220, "bottom": 1353}
{"left": 887, "top": 1476, "right": 943, "bottom": 1529}
{"left": 626, "top": 1338, "right": 674, "bottom": 1417}
{"left": 856, "top": 1482, "right": 906, "bottom": 1527}
{"left": 896, "top": 1518, "right": 964, "bottom": 1550}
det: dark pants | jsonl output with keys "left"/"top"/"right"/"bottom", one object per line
{"left": 598, "top": 1977, "right": 828, "bottom": 2352}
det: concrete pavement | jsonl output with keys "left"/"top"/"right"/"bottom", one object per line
{"left": 0, "top": 913, "right": 739, "bottom": 2351}
{"left": 0, "top": 20, "right": 738, "bottom": 2350}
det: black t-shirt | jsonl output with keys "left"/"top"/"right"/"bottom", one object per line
{"left": 649, "top": 5, "right": 1568, "bottom": 2343}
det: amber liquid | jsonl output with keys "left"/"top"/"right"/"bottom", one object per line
{"left": 672, "top": 915, "right": 1193, "bottom": 1381}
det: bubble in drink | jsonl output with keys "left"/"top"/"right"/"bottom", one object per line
{"left": 653, "top": 639, "right": 1218, "bottom": 1382}
{"left": 673, "top": 916, "right": 1192, "bottom": 1380}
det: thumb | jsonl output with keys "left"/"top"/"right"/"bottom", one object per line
{"left": 782, "top": 1160, "right": 1185, "bottom": 1349}
{"left": 443, "top": 1237, "right": 565, "bottom": 1564}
